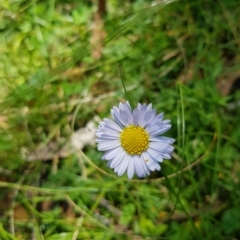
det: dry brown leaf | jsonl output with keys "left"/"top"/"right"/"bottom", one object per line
{"left": 216, "top": 70, "right": 240, "bottom": 96}
{"left": 64, "top": 204, "right": 76, "bottom": 219}
{"left": 0, "top": 115, "right": 8, "bottom": 129}
{"left": 177, "top": 60, "right": 196, "bottom": 84}
{"left": 90, "top": 12, "right": 106, "bottom": 60}
{"left": 14, "top": 204, "right": 30, "bottom": 220}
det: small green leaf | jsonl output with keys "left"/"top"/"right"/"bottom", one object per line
{"left": 120, "top": 203, "right": 135, "bottom": 225}
{"left": 221, "top": 207, "right": 240, "bottom": 234}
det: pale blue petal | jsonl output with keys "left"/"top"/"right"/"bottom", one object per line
{"left": 147, "top": 148, "right": 164, "bottom": 162}
{"left": 147, "top": 103, "right": 152, "bottom": 111}
{"left": 156, "top": 112, "right": 164, "bottom": 120}
{"left": 119, "top": 102, "right": 133, "bottom": 126}
{"left": 137, "top": 103, "right": 142, "bottom": 110}
{"left": 145, "top": 125, "right": 158, "bottom": 134}
{"left": 119, "top": 103, "right": 128, "bottom": 125}
{"left": 143, "top": 109, "right": 156, "bottom": 125}
{"left": 148, "top": 148, "right": 172, "bottom": 160}
{"left": 146, "top": 124, "right": 172, "bottom": 136}
{"left": 111, "top": 107, "right": 124, "bottom": 127}
{"left": 148, "top": 113, "right": 164, "bottom": 127}
{"left": 137, "top": 103, "right": 148, "bottom": 126}
{"left": 119, "top": 109, "right": 129, "bottom": 126}
{"left": 150, "top": 136, "right": 175, "bottom": 144}
{"left": 103, "top": 118, "right": 122, "bottom": 132}
{"left": 149, "top": 141, "right": 174, "bottom": 153}
{"left": 162, "top": 119, "right": 170, "bottom": 124}
{"left": 111, "top": 103, "right": 133, "bottom": 126}
{"left": 120, "top": 102, "right": 133, "bottom": 123}
{"left": 159, "top": 153, "right": 171, "bottom": 159}
{"left": 132, "top": 108, "right": 139, "bottom": 125}
{"left": 96, "top": 119, "right": 122, "bottom": 138}
{"left": 125, "top": 101, "right": 133, "bottom": 115}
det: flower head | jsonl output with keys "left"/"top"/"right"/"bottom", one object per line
{"left": 96, "top": 101, "right": 175, "bottom": 179}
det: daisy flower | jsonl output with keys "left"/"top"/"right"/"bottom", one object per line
{"left": 96, "top": 101, "right": 175, "bottom": 179}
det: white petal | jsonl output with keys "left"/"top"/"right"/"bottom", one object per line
{"left": 134, "top": 156, "right": 148, "bottom": 178}
{"left": 142, "top": 152, "right": 159, "bottom": 171}
{"left": 127, "top": 156, "right": 135, "bottom": 179}
{"left": 116, "top": 154, "right": 130, "bottom": 176}
{"left": 96, "top": 131, "right": 119, "bottom": 138}
{"left": 95, "top": 135, "right": 119, "bottom": 142}
{"left": 95, "top": 135, "right": 120, "bottom": 142}
{"left": 110, "top": 150, "right": 126, "bottom": 168}
{"left": 107, "top": 159, "right": 113, "bottom": 166}
{"left": 99, "top": 133, "right": 120, "bottom": 139}
{"left": 98, "top": 140, "right": 120, "bottom": 151}
{"left": 101, "top": 147, "right": 123, "bottom": 160}
{"left": 139, "top": 156, "right": 150, "bottom": 175}
{"left": 153, "top": 160, "right": 161, "bottom": 170}
{"left": 99, "top": 126, "right": 120, "bottom": 135}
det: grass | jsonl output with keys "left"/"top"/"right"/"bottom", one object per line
{"left": 0, "top": 0, "right": 240, "bottom": 239}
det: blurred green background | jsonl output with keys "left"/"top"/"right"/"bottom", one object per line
{"left": 0, "top": 0, "right": 240, "bottom": 239}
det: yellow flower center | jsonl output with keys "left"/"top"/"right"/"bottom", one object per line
{"left": 120, "top": 125, "right": 149, "bottom": 155}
